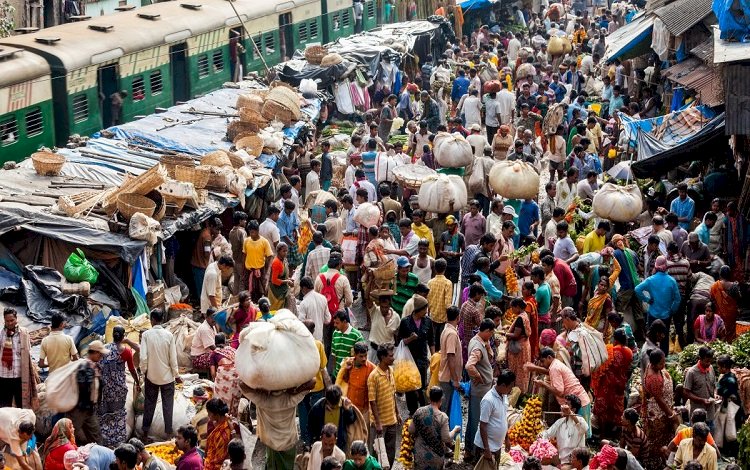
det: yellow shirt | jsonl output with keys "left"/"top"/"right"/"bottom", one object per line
{"left": 367, "top": 366, "right": 398, "bottom": 426}
{"left": 313, "top": 340, "right": 328, "bottom": 392}
{"left": 674, "top": 438, "right": 717, "bottom": 470}
{"left": 427, "top": 275, "right": 453, "bottom": 323}
{"left": 40, "top": 331, "right": 78, "bottom": 372}
{"left": 582, "top": 231, "right": 605, "bottom": 254}
{"left": 242, "top": 236, "right": 272, "bottom": 270}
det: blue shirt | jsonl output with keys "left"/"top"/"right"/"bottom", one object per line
{"left": 550, "top": 82, "right": 566, "bottom": 103}
{"left": 476, "top": 270, "right": 503, "bottom": 302}
{"left": 566, "top": 101, "right": 584, "bottom": 123}
{"left": 608, "top": 95, "right": 624, "bottom": 117}
{"left": 670, "top": 196, "right": 695, "bottom": 230}
{"left": 451, "top": 75, "right": 470, "bottom": 102}
{"left": 635, "top": 271, "right": 681, "bottom": 320}
{"left": 361, "top": 150, "right": 378, "bottom": 187}
{"left": 572, "top": 154, "right": 598, "bottom": 181}
{"left": 695, "top": 223, "right": 710, "bottom": 246}
{"left": 518, "top": 200, "right": 540, "bottom": 237}
{"left": 85, "top": 445, "right": 116, "bottom": 470}
{"left": 613, "top": 248, "right": 639, "bottom": 291}
{"left": 277, "top": 210, "right": 300, "bottom": 240}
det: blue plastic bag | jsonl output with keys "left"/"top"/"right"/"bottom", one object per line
{"left": 449, "top": 389, "right": 463, "bottom": 437}
{"left": 460, "top": 379, "right": 471, "bottom": 397}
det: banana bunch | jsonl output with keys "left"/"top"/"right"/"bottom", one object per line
{"left": 396, "top": 419, "right": 415, "bottom": 468}
{"left": 505, "top": 266, "right": 519, "bottom": 295}
{"left": 507, "top": 396, "right": 544, "bottom": 451}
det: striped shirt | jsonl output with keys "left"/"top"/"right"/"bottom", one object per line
{"left": 367, "top": 365, "right": 398, "bottom": 426}
{"left": 332, "top": 325, "right": 365, "bottom": 377}
{"left": 666, "top": 254, "right": 691, "bottom": 295}
{"left": 427, "top": 275, "right": 453, "bottom": 324}
{"left": 392, "top": 272, "right": 419, "bottom": 315}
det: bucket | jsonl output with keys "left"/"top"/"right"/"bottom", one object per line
{"left": 736, "top": 321, "right": 750, "bottom": 337}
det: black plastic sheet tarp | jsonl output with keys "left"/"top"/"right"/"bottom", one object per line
{"left": 21, "top": 266, "right": 88, "bottom": 324}
{"left": 0, "top": 207, "right": 146, "bottom": 264}
{"left": 631, "top": 113, "right": 727, "bottom": 178}
{"left": 276, "top": 60, "right": 356, "bottom": 88}
{"left": 161, "top": 193, "right": 238, "bottom": 239}
{"left": 0, "top": 268, "right": 20, "bottom": 300}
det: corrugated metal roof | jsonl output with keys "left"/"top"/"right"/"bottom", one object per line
{"left": 662, "top": 57, "right": 702, "bottom": 78}
{"left": 646, "top": 0, "right": 672, "bottom": 12}
{"left": 663, "top": 58, "right": 722, "bottom": 106}
{"left": 712, "top": 25, "right": 750, "bottom": 64}
{"left": 690, "top": 37, "right": 714, "bottom": 62}
{"left": 724, "top": 64, "right": 750, "bottom": 134}
{"left": 654, "top": 0, "right": 713, "bottom": 36}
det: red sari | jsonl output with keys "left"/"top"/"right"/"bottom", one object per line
{"left": 592, "top": 344, "right": 633, "bottom": 429}
{"left": 711, "top": 280, "right": 739, "bottom": 342}
{"left": 204, "top": 418, "right": 232, "bottom": 470}
{"left": 524, "top": 295, "right": 539, "bottom": 360}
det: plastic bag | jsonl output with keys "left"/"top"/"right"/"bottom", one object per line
{"left": 449, "top": 390, "right": 462, "bottom": 437}
{"left": 341, "top": 235, "right": 358, "bottom": 266}
{"left": 46, "top": 359, "right": 86, "bottom": 413}
{"left": 474, "top": 456, "right": 497, "bottom": 470}
{"left": 393, "top": 341, "right": 421, "bottom": 393}
{"left": 63, "top": 249, "right": 99, "bottom": 284}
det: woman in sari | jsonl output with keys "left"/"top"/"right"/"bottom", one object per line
{"left": 210, "top": 334, "right": 241, "bottom": 416}
{"left": 522, "top": 281, "right": 540, "bottom": 360}
{"left": 693, "top": 302, "right": 726, "bottom": 344}
{"left": 586, "top": 277, "right": 615, "bottom": 343}
{"left": 98, "top": 326, "right": 140, "bottom": 448}
{"left": 227, "top": 291, "right": 255, "bottom": 349}
{"left": 725, "top": 201, "right": 748, "bottom": 281}
{"left": 641, "top": 348, "right": 678, "bottom": 470}
{"left": 268, "top": 242, "right": 293, "bottom": 311}
{"left": 42, "top": 419, "right": 77, "bottom": 470}
{"left": 204, "top": 398, "right": 233, "bottom": 470}
{"left": 592, "top": 328, "right": 633, "bottom": 440}
{"left": 407, "top": 387, "right": 460, "bottom": 470}
{"left": 505, "top": 298, "right": 532, "bottom": 390}
{"left": 710, "top": 265, "right": 740, "bottom": 342}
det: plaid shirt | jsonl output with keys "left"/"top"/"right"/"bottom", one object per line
{"left": 666, "top": 254, "right": 691, "bottom": 296}
{"left": 427, "top": 275, "right": 453, "bottom": 324}
{"left": 304, "top": 246, "right": 331, "bottom": 279}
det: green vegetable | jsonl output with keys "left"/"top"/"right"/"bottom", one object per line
{"left": 732, "top": 332, "right": 750, "bottom": 368}
{"left": 679, "top": 343, "right": 700, "bottom": 370}
{"left": 739, "top": 420, "right": 750, "bottom": 470}
{"left": 666, "top": 363, "right": 683, "bottom": 385}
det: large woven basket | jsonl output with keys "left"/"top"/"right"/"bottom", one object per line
{"left": 162, "top": 193, "right": 187, "bottom": 212}
{"left": 228, "top": 152, "right": 245, "bottom": 169}
{"left": 227, "top": 120, "right": 259, "bottom": 141}
{"left": 117, "top": 193, "right": 156, "bottom": 220}
{"left": 202, "top": 150, "right": 232, "bottom": 167}
{"left": 320, "top": 53, "right": 343, "bottom": 67}
{"left": 239, "top": 107, "right": 268, "bottom": 126}
{"left": 304, "top": 45, "right": 328, "bottom": 65}
{"left": 373, "top": 258, "right": 396, "bottom": 281}
{"left": 160, "top": 154, "right": 194, "bottom": 178}
{"left": 204, "top": 166, "right": 231, "bottom": 192}
{"left": 235, "top": 135, "right": 264, "bottom": 157}
{"left": 31, "top": 151, "right": 66, "bottom": 176}
{"left": 145, "top": 190, "right": 166, "bottom": 221}
{"left": 175, "top": 165, "right": 210, "bottom": 189}
{"left": 236, "top": 94, "right": 264, "bottom": 113}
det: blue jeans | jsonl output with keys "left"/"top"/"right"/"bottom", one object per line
{"left": 465, "top": 393, "right": 483, "bottom": 453}
{"left": 297, "top": 390, "right": 324, "bottom": 445}
{"left": 192, "top": 266, "right": 206, "bottom": 298}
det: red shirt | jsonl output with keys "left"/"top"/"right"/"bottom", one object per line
{"left": 553, "top": 259, "right": 577, "bottom": 297}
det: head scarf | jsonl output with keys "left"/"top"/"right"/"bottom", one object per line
{"left": 499, "top": 125, "right": 510, "bottom": 134}
{"left": 600, "top": 246, "right": 614, "bottom": 257}
{"left": 589, "top": 445, "right": 618, "bottom": 469}
{"left": 42, "top": 418, "right": 76, "bottom": 462}
{"left": 655, "top": 255, "right": 668, "bottom": 272}
{"left": 611, "top": 234, "right": 625, "bottom": 249}
{"left": 540, "top": 328, "right": 557, "bottom": 346}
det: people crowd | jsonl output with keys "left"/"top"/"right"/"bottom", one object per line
{"left": 1, "top": 1, "right": 747, "bottom": 470}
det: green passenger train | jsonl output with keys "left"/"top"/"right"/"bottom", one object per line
{"left": 0, "top": 0, "right": 382, "bottom": 163}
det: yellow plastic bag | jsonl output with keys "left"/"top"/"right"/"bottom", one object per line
{"left": 394, "top": 341, "right": 422, "bottom": 393}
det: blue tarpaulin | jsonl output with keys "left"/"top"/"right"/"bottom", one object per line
{"left": 603, "top": 12, "right": 655, "bottom": 62}
{"left": 713, "top": 0, "right": 750, "bottom": 41}
{"left": 619, "top": 104, "right": 716, "bottom": 149}
{"left": 458, "top": 0, "right": 494, "bottom": 12}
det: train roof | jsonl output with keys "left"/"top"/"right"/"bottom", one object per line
{"left": 0, "top": 0, "right": 317, "bottom": 72}
{"left": 0, "top": 47, "right": 51, "bottom": 88}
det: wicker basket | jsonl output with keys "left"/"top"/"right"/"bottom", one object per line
{"left": 235, "top": 135, "right": 264, "bottom": 157}
{"left": 202, "top": 150, "right": 232, "bottom": 167}
{"left": 262, "top": 100, "right": 300, "bottom": 126}
{"left": 227, "top": 120, "right": 259, "bottom": 141}
{"left": 236, "top": 94, "right": 264, "bottom": 113}
{"left": 145, "top": 190, "right": 166, "bottom": 221}
{"left": 31, "top": 151, "right": 66, "bottom": 176}
{"left": 103, "top": 164, "right": 167, "bottom": 210}
{"left": 320, "top": 53, "right": 343, "bottom": 67}
{"left": 162, "top": 193, "right": 187, "bottom": 212}
{"left": 160, "top": 154, "right": 194, "bottom": 178}
{"left": 117, "top": 193, "right": 156, "bottom": 220}
{"left": 204, "top": 166, "right": 231, "bottom": 192}
{"left": 304, "top": 45, "right": 328, "bottom": 65}
{"left": 175, "top": 165, "right": 210, "bottom": 189}
{"left": 228, "top": 152, "right": 245, "bottom": 169}
{"left": 239, "top": 107, "right": 268, "bottom": 126}
{"left": 373, "top": 258, "right": 396, "bottom": 281}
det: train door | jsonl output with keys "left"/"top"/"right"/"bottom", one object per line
{"left": 98, "top": 64, "right": 118, "bottom": 128}
{"left": 229, "top": 27, "right": 246, "bottom": 81}
{"left": 170, "top": 43, "right": 189, "bottom": 103}
{"left": 278, "top": 13, "right": 293, "bottom": 61}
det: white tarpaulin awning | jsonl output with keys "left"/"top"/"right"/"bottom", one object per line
{"left": 603, "top": 12, "right": 656, "bottom": 63}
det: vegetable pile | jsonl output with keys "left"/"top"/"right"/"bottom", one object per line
{"left": 732, "top": 333, "right": 750, "bottom": 368}
{"left": 507, "top": 395, "right": 544, "bottom": 451}
{"left": 145, "top": 442, "right": 183, "bottom": 466}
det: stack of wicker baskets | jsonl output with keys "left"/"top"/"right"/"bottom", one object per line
{"left": 117, "top": 193, "right": 156, "bottom": 220}
{"left": 304, "top": 45, "right": 328, "bottom": 65}
{"left": 261, "top": 86, "right": 301, "bottom": 126}
{"left": 31, "top": 151, "right": 66, "bottom": 176}
{"left": 227, "top": 120, "right": 259, "bottom": 140}
{"left": 320, "top": 53, "right": 344, "bottom": 67}
{"left": 160, "top": 154, "right": 194, "bottom": 178}
{"left": 236, "top": 94, "right": 264, "bottom": 113}
{"left": 234, "top": 135, "right": 264, "bottom": 157}
{"left": 175, "top": 165, "right": 210, "bottom": 189}
{"left": 202, "top": 150, "right": 232, "bottom": 167}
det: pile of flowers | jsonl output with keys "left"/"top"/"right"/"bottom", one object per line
{"left": 145, "top": 442, "right": 183, "bottom": 465}
{"left": 529, "top": 438, "right": 558, "bottom": 460}
{"left": 396, "top": 419, "right": 414, "bottom": 468}
{"left": 507, "top": 395, "right": 544, "bottom": 451}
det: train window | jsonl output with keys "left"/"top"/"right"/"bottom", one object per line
{"left": 72, "top": 94, "right": 89, "bottom": 123}
{"left": 25, "top": 108, "right": 43, "bottom": 137}
{"left": 367, "top": 1, "right": 375, "bottom": 19}
{"left": 264, "top": 34, "right": 275, "bottom": 55}
{"left": 212, "top": 50, "right": 224, "bottom": 72}
{"left": 132, "top": 76, "right": 145, "bottom": 101}
{"left": 252, "top": 36, "right": 262, "bottom": 58}
{"left": 150, "top": 70, "right": 163, "bottom": 95}
{"left": 0, "top": 116, "right": 18, "bottom": 146}
{"left": 332, "top": 13, "right": 340, "bottom": 31}
{"left": 309, "top": 20, "right": 318, "bottom": 39}
{"left": 299, "top": 22, "right": 308, "bottom": 42}
{"left": 342, "top": 10, "right": 351, "bottom": 28}
{"left": 197, "top": 54, "right": 209, "bottom": 78}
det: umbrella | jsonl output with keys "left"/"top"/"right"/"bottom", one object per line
{"left": 608, "top": 161, "right": 633, "bottom": 180}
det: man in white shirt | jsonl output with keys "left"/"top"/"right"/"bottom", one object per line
{"left": 260, "top": 206, "right": 281, "bottom": 256}
{"left": 553, "top": 221, "right": 580, "bottom": 264}
{"left": 305, "top": 232, "right": 332, "bottom": 279}
{"left": 348, "top": 170, "right": 377, "bottom": 205}
{"left": 543, "top": 395, "right": 588, "bottom": 466}
{"left": 652, "top": 215, "right": 674, "bottom": 247}
{"left": 139, "top": 308, "right": 180, "bottom": 438}
{"left": 507, "top": 32, "right": 522, "bottom": 61}
{"left": 496, "top": 83, "right": 516, "bottom": 126}
{"left": 200, "top": 257, "right": 233, "bottom": 314}
{"left": 469, "top": 68, "right": 482, "bottom": 96}
{"left": 367, "top": 295, "right": 400, "bottom": 362}
{"left": 474, "top": 369, "right": 515, "bottom": 462}
{"left": 467, "top": 123, "right": 490, "bottom": 158}
{"left": 556, "top": 167, "right": 579, "bottom": 210}
{"left": 577, "top": 171, "right": 599, "bottom": 200}
{"left": 544, "top": 207, "right": 565, "bottom": 251}
{"left": 460, "top": 89, "right": 483, "bottom": 128}
{"left": 344, "top": 153, "right": 362, "bottom": 189}
{"left": 297, "top": 276, "right": 330, "bottom": 342}
{"left": 305, "top": 159, "right": 321, "bottom": 200}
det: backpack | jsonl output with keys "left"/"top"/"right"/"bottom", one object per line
{"left": 319, "top": 273, "right": 341, "bottom": 313}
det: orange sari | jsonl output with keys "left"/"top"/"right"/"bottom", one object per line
{"left": 524, "top": 295, "right": 540, "bottom": 360}
{"left": 711, "top": 280, "right": 739, "bottom": 342}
